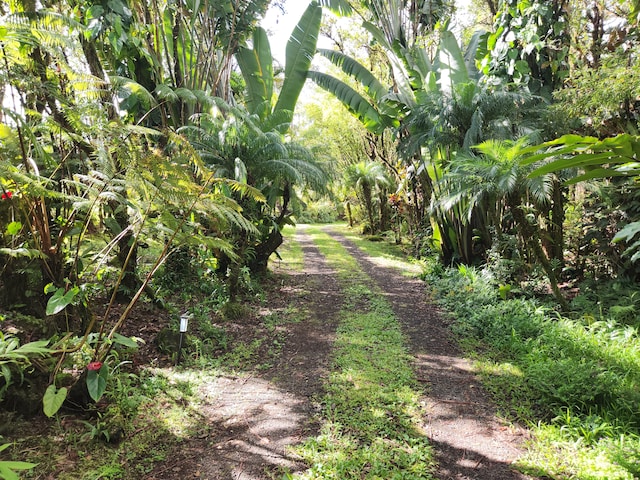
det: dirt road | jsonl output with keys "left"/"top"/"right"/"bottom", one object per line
{"left": 148, "top": 226, "right": 533, "bottom": 480}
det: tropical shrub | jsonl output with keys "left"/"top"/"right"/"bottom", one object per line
{"left": 0, "top": 333, "right": 51, "bottom": 403}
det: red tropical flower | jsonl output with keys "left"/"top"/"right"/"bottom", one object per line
{"left": 1, "top": 191, "right": 13, "bottom": 200}
{"left": 87, "top": 361, "right": 103, "bottom": 371}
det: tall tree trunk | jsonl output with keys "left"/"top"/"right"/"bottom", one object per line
{"left": 540, "top": 180, "right": 565, "bottom": 274}
{"left": 549, "top": 179, "right": 565, "bottom": 265}
{"left": 378, "top": 188, "right": 390, "bottom": 231}
{"left": 80, "top": 37, "right": 116, "bottom": 120}
{"left": 484, "top": 0, "right": 499, "bottom": 16}
{"left": 346, "top": 201, "right": 354, "bottom": 228}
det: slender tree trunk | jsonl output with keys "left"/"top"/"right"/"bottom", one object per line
{"left": 484, "top": 0, "right": 499, "bottom": 16}
{"left": 114, "top": 209, "right": 139, "bottom": 300}
{"left": 80, "top": 37, "right": 116, "bottom": 120}
{"left": 346, "top": 201, "right": 354, "bottom": 228}
{"left": 378, "top": 188, "right": 390, "bottom": 231}
{"left": 363, "top": 184, "right": 375, "bottom": 233}
{"left": 540, "top": 180, "right": 565, "bottom": 275}
{"left": 79, "top": 33, "right": 141, "bottom": 300}
{"left": 509, "top": 196, "right": 569, "bottom": 311}
{"left": 549, "top": 180, "right": 565, "bottom": 265}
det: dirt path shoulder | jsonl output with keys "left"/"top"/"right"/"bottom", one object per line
{"left": 147, "top": 228, "right": 340, "bottom": 480}
{"left": 324, "top": 227, "right": 534, "bottom": 480}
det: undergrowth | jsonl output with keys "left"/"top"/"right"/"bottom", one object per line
{"left": 1, "top": 230, "right": 307, "bottom": 479}
{"left": 424, "top": 264, "right": 640, "bottom": 478}
{"left": 2, "top": 367, "right": 206, "bottom": 479}
{"left": 290, "top": 226, "right": 435, "bottom": 479}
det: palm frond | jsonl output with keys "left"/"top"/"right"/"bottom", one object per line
{"left": 4, "top": 11, "right": 83, "bottom": 50}
{"left": 111, "top": 76, "right": 157, "bottom": 110}
{"left": 317, "top": 49, "right": 388, "bottom": 103}
{"left": 308, "top": 70, "right": 386, "bottom": 134}
{"left": 213, "top": 178, "right": 266, "bottom": 203}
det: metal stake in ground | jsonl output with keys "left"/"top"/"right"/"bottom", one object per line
{"left": 177, "top": 313, "right": 190, "bottom": 365}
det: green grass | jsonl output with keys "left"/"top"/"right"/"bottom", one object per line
{"left": 422, "top": 263, "right": 640, "bottom": 479}
{"left": 277, "top": 225, "right": 305, "bottom": 272}
{"left": 329, "top": 223, "right": 424, "bottom": 278}
{"left": 291, "top": 226, "right": 435, "bottom": 479}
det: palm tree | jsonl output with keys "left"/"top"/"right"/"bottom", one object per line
{"left": 207, "top": 1, "right": 327, "bottom": 276}
{"left": 182, "top": 100, "right": 328, "bottom": 279}
{"left": 438, "top": 138, "right": 569, "bottom": 310}
{"left": 346, "top": 161, "right": 391, "bottom": 233}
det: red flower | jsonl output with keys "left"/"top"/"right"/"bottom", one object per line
{"left": 1, "top": 191, "right": 12, "bottom": 200}
{"left": 87, "top": 361, "right": 103, "bottom": 371}
{"left": 388, "top": 193, "right": 402, "bottom": 207}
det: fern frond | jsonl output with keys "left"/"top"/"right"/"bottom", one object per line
{"left": 212, "top": 178, "right": 266, "bottom": 203}
{"left": 111, "top": 76, "right": 157, "bottom": 110}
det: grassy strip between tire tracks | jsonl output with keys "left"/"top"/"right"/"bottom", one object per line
{"left": 287, "top": 226, "right": 435, "bottom": 479}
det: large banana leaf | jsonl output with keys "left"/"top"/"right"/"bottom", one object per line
{"left": 464, "top": 30, "right": 484, "bottom": 81}
{"left": 317, "top": 0, "right": 353, "bottom": 16}
{"left": 362, "top": 20, "right": 416, "bottom": 108}
{"left": 403, "top": 47, "right": 434, "bottom": 91}
{"left": 236, "top": 27, "right": 274, "bottom": 118}
{"left": 274, "top": 1, "right": 322, "bottom": 123}
{"left": 308, "top": 71, "right": 387, "bottom": 134}
{"left": 436, "top": 30, "right": 469, "bottom": 96}
{"left": 316, "top": 49, "right": 387, "bottom": 102}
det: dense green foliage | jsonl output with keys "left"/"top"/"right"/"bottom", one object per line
{"left": 1, "top": 0, "right": 640, "bottom": 477}
{"left": 0, "top": 0, "right": 327, "bottom": 417}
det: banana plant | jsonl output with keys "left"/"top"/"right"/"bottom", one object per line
{"left": 236, "top": 1, "right": 323, "bottom": 132}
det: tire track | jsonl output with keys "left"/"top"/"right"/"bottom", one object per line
{"left": 323, "top": 227, "right": 534, "bottom": 480}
